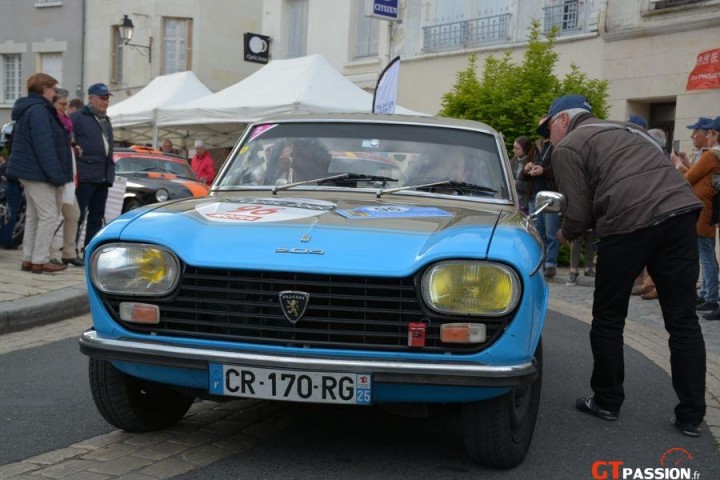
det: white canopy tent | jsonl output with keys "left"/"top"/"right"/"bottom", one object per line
{"left": 155, "top": 54, "right": 424, "bottom": 135}
{"left": 107, "top": 71, "right": 212, "bottom": 147}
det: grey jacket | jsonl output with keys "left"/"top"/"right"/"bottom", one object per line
{"left": 552, "top": 112, "right": 701, "bottom": 240}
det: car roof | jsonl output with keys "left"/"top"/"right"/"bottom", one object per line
{"left": 250, "top": 112, "right": 499, "bottom": 136}
{"left": 114, "top": 146, "right": 188, "bottom": 164}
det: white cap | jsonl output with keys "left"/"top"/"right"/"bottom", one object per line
{"left": 194, "top": 139, "right": 204, "bottom": 148}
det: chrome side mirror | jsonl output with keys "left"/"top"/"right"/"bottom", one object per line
{"left": 530, "top": 191, "right": 565, "bottom": 219}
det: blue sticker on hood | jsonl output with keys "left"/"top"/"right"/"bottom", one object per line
{"left": 337, "top": 205, "right": 451, "bottom": 219}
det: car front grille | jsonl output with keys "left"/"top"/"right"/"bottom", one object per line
{"left": 102, "top": 266, "right": 511, "bottom": 353}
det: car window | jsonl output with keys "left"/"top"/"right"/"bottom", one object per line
{"left": 115, "top": 155, "right": 197, "bottom": 180}
{"left": 217, "top": 122, "right": 508, "bottom": 199}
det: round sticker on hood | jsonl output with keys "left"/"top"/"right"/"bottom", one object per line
{"left": 195, "top": 198, "right": 335, "bottom": 223}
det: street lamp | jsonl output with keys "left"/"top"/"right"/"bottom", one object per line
{"left": 118, "top": 15, "right": 152, "bottom": 63}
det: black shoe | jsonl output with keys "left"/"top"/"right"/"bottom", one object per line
{"left": 584, "top": 268, "right": 595, "bottom": 277}
{"left": 702, "top": 308, "right": 720, "bottom": 321}
{"left": 671, "top": 416, "right": 700, "bottom": 437}
{"left": 544, "top": 267, "right": 557, "bottom": 278}
{"left": 696, "top": 296, "right": 705, "bottom": 306}
{"left": 696, "top": 301, "right": 718, "bottom": 312}
{"left": 566, "top": 272, "right": 578, "bottom": 285}
{"left": 62, "top": 257, "right": 84, "bottom": 267}
{"left": 576, "top": 396, "right": 619, "bottom": 421}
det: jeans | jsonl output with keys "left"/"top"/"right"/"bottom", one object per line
{"left": 591, "top": 211, "right": 706, "bottom": 424}
{"left": 0, "top": 179, "right": 22, "bottom": 247}
{"left": 697, "top": 236, "right": 718, "bottom": 304}
{"left": 529, "top": 200, "right": 560, "bottom": 268}
{"left": 75, "top": 182, "right": 108, "bottom": 249}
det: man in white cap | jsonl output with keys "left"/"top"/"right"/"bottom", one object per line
{"left": 190, "top": 139, "right": 216, "bottom": 185}
{"left": 544, "top": 94, "right": 706, "bottom": 438}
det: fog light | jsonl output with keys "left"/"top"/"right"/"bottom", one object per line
{"left": 440, "top": 323, "right": 486, "bottom": 344}
{"left": 119, "top": 302, "right": 160, "bottom": 324}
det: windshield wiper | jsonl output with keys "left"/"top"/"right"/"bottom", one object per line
{"left": 317, "top": 173, "right": 399, "bottom": 186}
{"left": 376, "top": 180, "right": 497, "bottom": 199}
{"left": 271, "top": 173, "right": 351, "bottom": 195}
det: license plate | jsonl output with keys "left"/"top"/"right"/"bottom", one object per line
{"left": 209, "top": 364, "right": 372, "bottom": 405}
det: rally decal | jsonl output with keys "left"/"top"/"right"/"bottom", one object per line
{"left": 248, "top": 124, "right": 278, "bottom": 141}
{"left": 336, "top": 205, "right": 452, "bottom": 219}
{"left": 195, "top": 198, "right": 335, "bottom": 223}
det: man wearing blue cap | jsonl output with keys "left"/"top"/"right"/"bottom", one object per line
{"left": 70, "top": 83, "right": 115, "bottom": 251}
{"left": 673, "top": 117, "right": 712, "bottom": 170}
{"left": 541, "top": 94, "right": 707, "bottom": 437}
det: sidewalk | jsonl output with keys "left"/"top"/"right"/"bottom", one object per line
{"left": 0, "top": 248, "right": 88, "bottom": 334}
{"left": 0, "top": 249, "right": 718, "bottom": 443}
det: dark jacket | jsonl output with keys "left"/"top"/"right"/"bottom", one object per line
{"left": 520, "top": 140, "right": 557, "bottom": 193}
{"left": 70, "top": 106, "right": 114, "bottom": 185}
{"left": 552, "top": 112, "right": 702, "bottom": 240}
{"left": 6, "top": 93, "right": 72, "bottom": 186}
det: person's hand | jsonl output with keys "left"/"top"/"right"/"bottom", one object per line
{"left": 523, "top": 162, "right": 533, "bottom": 174}
{"left": 75, "top": 145, "right": 83, "bottom": 158}
{"left": 556, "top": 229, "right": 567, "bottom": 244}
{"left": 530, "top": 165, "right": 544, "bottom": 177}
{"left": 0, "top": 155, "right": 6, "bottom": 166}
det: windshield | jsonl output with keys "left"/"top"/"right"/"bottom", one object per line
{"left": 217, "top": 122, "right": 509, "bottom": 200}
{"left": 115, "top": 155, "right": 197, "bottom": 179}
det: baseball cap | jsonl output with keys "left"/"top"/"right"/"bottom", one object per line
{"left": 627, "top": 115, "right": 647, "bottom": 129}
{"left": 88, "top": 83, "right": 113, "bottom": 97}
{"left": 710, "top": 116, "right": 720, "bottom": 131}
{"left": 686, "top": 117, "right": 713, "bottom": 130}
{"left": 537, "top": 94, "right": 593, "bottom": 137}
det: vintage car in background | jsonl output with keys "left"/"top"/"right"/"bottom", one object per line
{"left": 114, "top": 146, "right": 209, "bottom": 212}
{"left": 79, "top": 113, "right": 559, "bottom": 468}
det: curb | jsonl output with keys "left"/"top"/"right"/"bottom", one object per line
{"left": 0, "top": 284, "right": 89, "bottom": 335}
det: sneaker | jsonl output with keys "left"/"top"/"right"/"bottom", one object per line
{"left": 671, "top": 416, "right": 700, "bottom": 437}
{"left": 566, "top": 271, "right": 578, "bottom": 285}
{"left": 702, "top": 309, "right": 720, "bottom": 321}
{"left": 696, "top": 301, "right": 719, "bottom": 312}
{"left": 584, "top": 268, "right": 595, "bottom": 277}
{"left": 575, "top": 396, "right": 619, "bottom": 421}
{"left": 544, "top": 267, "right": 557, "bottom": 279}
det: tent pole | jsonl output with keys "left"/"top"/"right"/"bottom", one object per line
{"left": 151, "top": 123, "right": 158, "bottom": 149}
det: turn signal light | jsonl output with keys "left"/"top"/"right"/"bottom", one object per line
{"left": 119, "top": 302, "right": 160, "bottom": 324}
{"left": 440, "top": 323, "right": 487, "bottom": 344}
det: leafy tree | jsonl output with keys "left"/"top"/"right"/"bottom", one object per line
{"left": 439, "top": 19, "right": 608, "bottom": 150}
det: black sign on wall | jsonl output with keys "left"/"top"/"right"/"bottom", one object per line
{"left": 244, "top": 33, "right": 271, "bottom": 64}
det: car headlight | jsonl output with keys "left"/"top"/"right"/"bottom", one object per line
{"left": 155, "top": 188, "right": 169, "bottom": 202}
{"left": 421, "top": 261, "right": 520, "bottom": 316}
{"left": 90, "top": 243, "right": 181, "bottom": 296}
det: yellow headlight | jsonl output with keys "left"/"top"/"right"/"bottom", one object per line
{"left": 421, "top": 262, "right": 520, "bottom": 315}
{"left": 90, "top": 243, "right": 180, "bottom": 296}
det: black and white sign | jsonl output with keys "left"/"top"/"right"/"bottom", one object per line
{"left": 244, "top": 33, "right": 271, "bottom": 64}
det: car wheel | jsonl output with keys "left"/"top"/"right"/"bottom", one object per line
{"left": 89, "top": 358, "right": 194, "bottom": 432}
{"left": 462, "top": 340, "right": 542, "bottom": 469}
{"left": 123, "top": 198, "right": 143, "bottom": 213}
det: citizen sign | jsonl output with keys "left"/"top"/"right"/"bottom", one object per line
{"left": 372, "top": 0, "right": 398, "bottom": 20}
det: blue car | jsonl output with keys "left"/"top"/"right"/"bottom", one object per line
{"left": 79, "top": 113, "right": 558, "bottom": 468}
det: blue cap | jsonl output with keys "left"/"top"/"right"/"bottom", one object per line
{"left": 686, "top": 117, "right": 713, "bottom": 130}
{"left": 87, "top": 83, "right": 113, "bottom": 97}
{"left": 627, "top": 115, "right": 647, "bottom": 129}
{"left": 537, "top": 94, "right": 593, "bottom": 137}
{"left": 710, "top": 116, "right": 720, "bottom": 131}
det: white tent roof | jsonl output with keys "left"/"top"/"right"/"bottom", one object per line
{"left": 108, "top": 71, "right": 212, "bottom": 127}
{"left": 156, "top": 54, "right": 422, "bottom": 128}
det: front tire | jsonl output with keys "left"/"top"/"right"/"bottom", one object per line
{"left": 89, "top": 358, "right": 194, "bottom": 432}
{"left": 463, "top": 340, "right": 543, "bottom": 469}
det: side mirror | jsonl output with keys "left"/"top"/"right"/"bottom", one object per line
{"left": 530, "top": 191, "right": 565, "bottom": 219}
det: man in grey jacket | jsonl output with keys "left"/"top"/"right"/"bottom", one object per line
{"left": 539, "top": 94, "right": 706, "bottom": 437}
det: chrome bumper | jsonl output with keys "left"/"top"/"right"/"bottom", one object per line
{"left": 79, "top": 330, "right": 537, "bottom": 387}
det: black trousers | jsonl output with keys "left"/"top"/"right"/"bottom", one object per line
{"left": 75, "top": 182, "right": 109, "bottom": 249}
{"left": 591, "top": 211, "right": 706, "bottom": 424}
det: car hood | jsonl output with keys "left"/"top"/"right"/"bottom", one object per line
{"left": 113, "top": 193, "right": 512, "bottom": 276}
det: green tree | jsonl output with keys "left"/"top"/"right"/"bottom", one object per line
{"left": 439, "top": 19, "right": 608, "bottom": 150}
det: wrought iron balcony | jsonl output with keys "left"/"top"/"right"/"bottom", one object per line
{"left": 423, "top": 13, "right": 511, "bottom": 53}
{"left": 543, "top": 0, "right": 580, "bottom": 34}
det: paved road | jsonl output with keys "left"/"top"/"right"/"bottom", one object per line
{"left": 1, "top": 310, "right": 718, "bottom": 479}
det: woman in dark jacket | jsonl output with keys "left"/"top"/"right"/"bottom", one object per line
{"left": 6, "top": 73, "right": 72, "bottom": 273}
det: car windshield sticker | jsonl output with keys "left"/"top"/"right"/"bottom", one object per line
{"left": 195, "top": 198, "right": 335, "bottom": 223}
{"left": 238, "top": 146, "right": 250, "bottom": 155}
{"left": 336, "top": 206, "right": 451, "bottom": 219}
{"left": 248, "top": 124, "right": 278, "bottom": 142}
{"left": 361, "top": 139, "right": 380, "bottom": 149}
